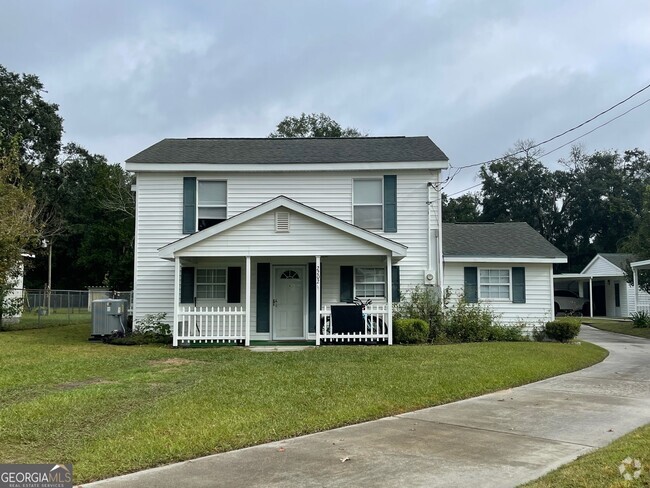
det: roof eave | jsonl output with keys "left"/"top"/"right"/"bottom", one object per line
{"left": 125, "top": 160, "right": 449, "bottom": 172}
{"left": 444, "top": 255, "right": 567, "bottom": 264}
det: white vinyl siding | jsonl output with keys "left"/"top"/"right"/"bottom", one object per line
{"left": 355, "top": 267, "right": 386, "bottom": 298}
{"left": 444, "top": 262, "right": 554, "bottom": 330}
{"left": 132, "top": 169, "right": 440, "bottom": 323}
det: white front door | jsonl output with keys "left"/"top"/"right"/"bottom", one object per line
{"left": 272, "top": 266, "right": 305, "bottom": 339}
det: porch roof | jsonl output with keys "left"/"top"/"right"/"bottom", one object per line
{"left": 159, "top": 196, "right": 408, "bottom": 260}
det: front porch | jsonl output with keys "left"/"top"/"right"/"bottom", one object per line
{"left": 160, "top": 197, "right": 407, "bottom": 347}
{"left": 171, "top": 255, "right": 394, "bottom": 346}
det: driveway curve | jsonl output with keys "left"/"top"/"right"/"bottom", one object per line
{"left": 83, "top": 326, "right": 650, "bottom": 488}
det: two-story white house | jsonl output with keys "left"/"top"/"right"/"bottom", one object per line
{"left": 125, "top": 136, "right": 448, "bottom": 346}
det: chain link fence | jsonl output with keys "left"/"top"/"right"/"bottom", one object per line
{"left": 1, "top": 288, "right": 133, "bottom": 329}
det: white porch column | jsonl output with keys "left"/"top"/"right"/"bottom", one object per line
{"left": 172, "top": 257, "right": 180, "bottom": 347}
{"left": 315, "top": 256, "right": 321, "bottom": 346}
{"left": 634, "top": 268, "right": 639, "bottom": 313}
{"left": 589, "top": 277, "right": 594, "bottom": 318}
{"left": 387, "top": 254, "right": 393, "bottom": 345}
{"left": 245, "top": 256, "right": 251, "bottom": 346}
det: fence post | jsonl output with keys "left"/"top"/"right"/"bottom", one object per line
{"left": 67, "top": 291, "right": 71, "bottom": 323}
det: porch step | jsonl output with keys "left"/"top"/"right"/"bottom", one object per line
{"left": 249, "top": 345, "right": 315, "bottom": 352}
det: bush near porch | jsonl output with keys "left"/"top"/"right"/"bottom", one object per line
{"left": 393, "top": 286, "right": 526, "bottom": 343}
{"left": 0, "top": 323, "right": 606, "bottom": 484}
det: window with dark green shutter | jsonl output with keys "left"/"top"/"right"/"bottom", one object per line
{"left": 464, "top": 267, "right": 478, "bottom": 303}
{"left": 512, "top": 267, "right": 526, "bottom": 303}
{"left": 384, "top": 175, "right": 397, "bottom": 232}
{"left": 391, "top": 265, "right": 400, "bottom": 302}
{"left": 256, "top": 263, "right": 271, "bottom": 333}
{"left": 182, "top": 177, "right": 197, "bottom": 234}
{"left": 340, "top": 266, "right": 354, "bottom": 302}
{"left": 180, "top": 267, "right": 195, "bottom": 304}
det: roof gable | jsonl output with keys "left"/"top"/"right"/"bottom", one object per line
{"left": 159, "top": 196, "right": 407, "bottom": 259}
{"left": 582, "top": 253, "right": 635, "bottom": 276}
{"left": 442, "top": 222, "right": 566, "bottom": 262}
{"left": 126, "top": 136, "right": 448, "bottom": 165}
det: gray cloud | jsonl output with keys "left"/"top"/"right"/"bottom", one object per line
{"left": 1, "top": 0, "right": 649, "bottom": 194}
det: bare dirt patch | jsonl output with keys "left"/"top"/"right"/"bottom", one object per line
{"left": 148, "top": 358, "right": 195, "bottom": 367}
{"left": 56, "top": 379, "right": 114, "bottom": 390}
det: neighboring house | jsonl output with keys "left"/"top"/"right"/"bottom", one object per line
{"left": 442, "top": 223, "right": 567, "bottom": 329}
{"left": 125, "top": 136, "right": 449, "bottom": 345}
{"left": 2, "top": 253, "right": 33, "bottom": 323}
{"left": 554, "top": 253, "right": 649, "bottom": 318}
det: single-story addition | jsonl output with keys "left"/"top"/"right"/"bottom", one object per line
{"left": 442, "top": 222, "right": 567, "bottom": 329}
{"left": 555, "top": 253, "right": 650, "bottom": 318}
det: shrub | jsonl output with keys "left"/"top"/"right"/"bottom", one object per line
{"left": 487, "top": 324, "right": 527, "bottom": 342}
{"left": 531, "top": 326, "right": 546, "bottom": 342}
{"left": 106, "top": 312, "right": 171, "bottom": 345}
{"left": 630, "top": 311, "right": 650, "bottom": 328}
{"left": 393, "top": 285, "right": 445, "bottom": 340}
{"left": 393, "top": 318, "right": 429, "bottom": 344}
{"left": 545, "top": 318, "right": 581, "bottom": 342}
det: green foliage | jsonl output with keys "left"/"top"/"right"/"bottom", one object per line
{"left": 395, "top": 286, "right": 525, "bottom": 343}
{"left": 545, "top": 318, "right": 581, "bottom": 342}
{"left": 394, "top": 285, "right": 444, "bottom": 338}
{"left": 269, "top": 113, "right": 365, "bottom": 138}
{"left": 107, "top": 312, "right": 172, "bottom": 345}
{"left": 0, "top": 65, "right": 63, "bottom": 168}
{"left": 393, "top": 318, "right": 429, "bottom": 344}
{"left": 442, "top": 192, "right": 481, "bottom": 223}
{"left": 630, "top": 311, "right": 650, "bottom": 328}
{"left": 531, "top": 326, "right": 547, "bottom": 342}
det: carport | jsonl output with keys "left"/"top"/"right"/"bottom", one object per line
{"left": 553, "top": 273, "right": 593, "bottom": 317}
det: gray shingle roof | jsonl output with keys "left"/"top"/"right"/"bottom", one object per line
{"left": 598, "top": 253, "right": 637, "bottom": 271}
{"left": 125, "top": 136, "right": 448, "bottom": 164}
{"left": 442, "top": 222, "right": 566, "bottom": 259}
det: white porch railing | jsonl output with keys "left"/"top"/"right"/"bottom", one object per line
{"left": 177, "top": 306, "right": 246, "bottom": 344}
{"left": 319, "top": 304, "right": 389, "bottom": 343}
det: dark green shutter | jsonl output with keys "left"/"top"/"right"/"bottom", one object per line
{"left": 384, "top": 175, "right": 397, "bottom": 232}
{"left": 615, "top": 283, "right": 621, "bottom": 307}
{"left": 391, "top": 265, "right": 400, "bottom": 302}
{"left": 180, "top": 267, "right": 195, "bottom": 303}
{"left": 464, "top": 267, "right": 478, "bottom": 303}
{"left": 227, "top": 267, "right": 241, "bottom": 303}
{"left": 183, "top": 177, "right": 196, "bottom": 234}
{"left": 340, "top": 266, "right": 354, "bottom": 302}
{"left": 256, "top": 263, "right": 270, "bottom": 333}
{"left": 308, "top": 263, "right": 316, "bottom": 333}
{"left": 512, "top": 267, "right": 526, "bottom": 303}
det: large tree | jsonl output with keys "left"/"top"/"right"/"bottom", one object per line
{"left": 441, "top": 193, "right": 481, "bottom": 223}
{"left": 0, "top": 65, "right": 63, "bottom": 174}
{"left": 269, "top": 113, "right": 364, "bottom": 138}
{"left": 0, "top": 138, "right": 40, "bottom": 324}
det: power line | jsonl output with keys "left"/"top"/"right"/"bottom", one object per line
{"left": 443, "top": 95, "right": 650, "bottom": 197}
{"left": 448, "top": 81, "right": 650, "bottom": 171}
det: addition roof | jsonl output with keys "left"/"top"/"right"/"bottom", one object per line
{"left": 442, "top": 222, "right": 566, "bottom": 261}
{"left": 126, "top": 136, "right": 448, "bottom": 165}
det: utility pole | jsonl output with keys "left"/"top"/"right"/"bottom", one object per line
{"left": 47, "top": 241, "right": 52, "bottom": 314}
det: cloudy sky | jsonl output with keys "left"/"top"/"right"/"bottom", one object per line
{"left": 2, "top": 0, "right": 649, "bottom": 194}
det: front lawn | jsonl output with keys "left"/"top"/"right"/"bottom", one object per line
{"left": 524, "top": 423, "right": 650, "bottom": 487}
{"left": 583, "top": 318, "right": 650, "bottom": 339}
{"left": 0, "top": 310, "right": 91, "bottom": 331}
{"left": 0, "top": 323, "right": 607, "bottom": 484}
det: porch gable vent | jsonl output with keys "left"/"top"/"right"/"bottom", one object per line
{"left": 275, "top": 211, "right": 290, "bottom": 232}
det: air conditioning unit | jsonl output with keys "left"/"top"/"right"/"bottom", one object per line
{"left": 91, "top": 299, "right": 128, "bottom": 337}
{"left": 423, "top": 270, "right": 436, "bottom": 285}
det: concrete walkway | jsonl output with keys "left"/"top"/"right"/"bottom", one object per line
{"left": 83, "top": 327, "right": 650, "bottom": 488}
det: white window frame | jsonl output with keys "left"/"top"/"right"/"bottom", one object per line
{"left": 195, "top": 267, "right": 228, "bottom": 300}
{"left": 197, "top": 179, "right": 227, "bottom": 231}
{"left": 478, "top": 267, "right": 512, "bottom": 301}
{"left": 352, "top": 177, "right": 384, "bottom": 231}
{"left": 354, "top": 266, "right": 386, "bottom": 299}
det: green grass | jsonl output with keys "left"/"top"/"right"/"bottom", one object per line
{"left": 524, "top": 423, "right": 650, "bottom": 487}
{"left": 0, "top": 323, "right": 607, "bottom": 484}
{"left": 583, "top": 318, "right": 650, "bottom": 339}
{"left": 1, "top": 310, "right": 91, "bottom": 331}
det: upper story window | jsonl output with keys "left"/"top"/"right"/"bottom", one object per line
{"left": 198, "top": 180, "right": 227, "bottom": 231}
{"left": 479, "top": 268, "right": 510, "bottom": 300}
{"left": 353, "top": 179, "right": 383, "bottom": 230}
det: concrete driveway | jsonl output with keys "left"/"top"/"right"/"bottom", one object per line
{"left": 82, "top": 326, "right": 650, "bottom": 488}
